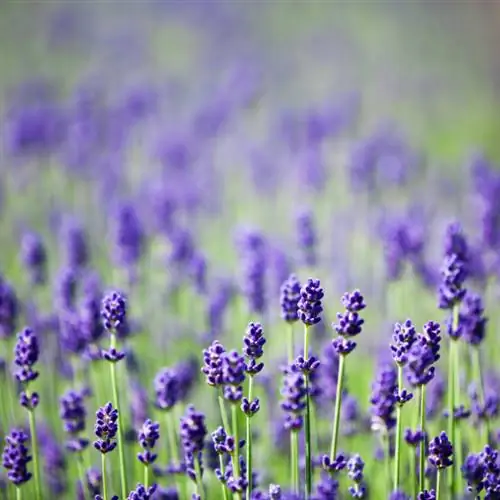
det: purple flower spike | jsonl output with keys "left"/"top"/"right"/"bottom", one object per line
{"left": 460, "top": 292, "right": 487, "bottom": 346}
{"left": 370, "top": 362, "right": 397, "bottom": 433}
{"left": 298, "top": 278, "right": 324, "bottom": 326}
{"left": 222, "top": 350, "right": 246, "bottom": 403}
{"left": 60, "top": 390, "right": 89, "bottom": 452}
{"left": 332, "top": 289, "right": 365, "bottom": 356}
{"left": 0, "top": 277, "right": 19, "bottom": 339}
{"left": 243, "top": 322, "right": 265, "bottom": 376}
{"left": 201, "top": 340, "right": 226, "bottom": 387}
{"left": 280, "top": 274, "right": 301, "bottom": 323}
{"left": 154, "top": 368, "right": 181, "bottom": 411}
{"left": 280, "top": 364, "right": 307, "bottom": 431}
{"left": 101, "top": 291, "right": 127, "bottom": 332}
{"left": 14, "top": 327, "right": 40, "bottom": 384}
{"left": 137, "top": 419, "right": 160, "bottom": 466}
{"left": 390, "top": 319, "right": 417, "bottom": 366}
{"left": 93, "top": 402, "right": 118, "bottom": 454}
{"left": 347, "top": 454, "right": 366, "bottom": 498}
{"left": 428, "top": 431, "right": 453, "bottom": 469}
{"left": 20, "top": 231, "right": 47, "bottom": 285}
{"left": 180, "top": 405, "right": 207, "bottom": 455}
{"left": 296, "top": 208, "right": 317, "bottom": 268}
{"left": 2, "top": 429, "right": 32, "bottom": 485}
{"left": 127, "top": 483, "right": 157, "bottom": 499}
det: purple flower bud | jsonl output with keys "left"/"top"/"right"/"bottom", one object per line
{"left": 14, "top": 327, "right": 39, "bottom": 384}
{"left": 280, "top": 363, "right": 307, "bottom": 431}
{"left": 201, "top": 340, "right": 226, "bottom": 387}
{"left": 137, "top": 419, "right": 160, "bottom": 466}
{"left": 428, "top": 431, "right": 453, "bottom": 469}
{"left": 280, "top": 274, "right": 301, "bottom": 324}
{"left": 93, "top": 402, "right": 118, "bottom": 454}
{"left": 2, "top": 428, "right": 32, "bottom": 485}
{"left": 0, "top": 278, "right": 19, "bottom": 339}
{"left": 298, "top": 278, "right": 324, "bottom": 326}
{"left": 101, "top": 291, "right": 127, "bottom": 332}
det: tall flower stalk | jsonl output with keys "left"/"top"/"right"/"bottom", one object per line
{"left": 13, "top": 327, "right": 41, "bottom": 500}
{"left": 325, "top": 290, "right": 366, "bottom": 475}
{"left": 298, "top": 278, "right": 324, "bottom": 498}
{"left": 137, "top": 419, "right": 160, "bottom": 489}
{"left": 242, "top": 322, "right": 265, "bottom": 500}
{"left": 101, "top": 291, "right": 128, "bottom": 499}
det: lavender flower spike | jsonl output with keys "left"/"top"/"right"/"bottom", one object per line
{"left": 2, "top": 429, "right": 32, "bottom": 486}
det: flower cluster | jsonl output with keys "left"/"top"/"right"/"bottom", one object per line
{"left": 137, "top": 419, "right": 160, "bottom": 466}
{"left": 280, "top": 274, "right": 301, "bottom": 323}
{"left": 59, "top": 390, "right": 89, "bottom": 452}
{"left": 332, "top": 290, "right": 366, "bottom": 355}
{"left": 2, "top": 429, "right": 32, "bottom": 486}
{"left": 94, "top": 402, "right": 119, "bottom": 454}
{"left": 298, "top": 278, "right": 324, "bottom": 326}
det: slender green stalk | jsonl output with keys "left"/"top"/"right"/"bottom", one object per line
{"left": 27, "top": 405, "right": 42, "bottom": 500}
{"left": 101, "top": 453, "right": 108, "bottom": 500}
{"left": 218, "top": 391, "right": 231, "bottom": 434}
{"left": 109, "top": 334, "right": 127, "bottom": 499}
{"left": 231, "top": 404, "right": 242, "bottom": 500}
{"left": 472, "top": 346, "right": 490, "bottom": 441}
{"left": 246, "top": 375, "right": 254, "bottom": 500}
{"left": 291, "top": 430, "right": 299, "bottom": 494}
{"left": 144, "top": 465, "right": 149, "bottom": 490}
{"left": 394, "top": 365, "right": 403, "bottom": 491}
{"left": 194, "top": 458, "right": 205, "bottom": 500}
{"left": 454, "top": 340, "right": 463, "bottom": 491}
{"left": 447, "top": 337, "right": 456, "bottom": 499}
{"left": 77, "top": 455, "right": 90, "bottom": 500}
{"left": 288, "top": 323, "right": 294, "bottom": 363}
{"left": 218, "top": 455, "right": 229, "bottom": 500}
{"left": 15, "top": 487, "right": 21, "bottom": 500}
{"left": 329, "top": 354, "right": 346, "bottom": 462}
{"left": 418, "top": 385, "right": 426, "bottom": 493}
{"left": 436, "top": 468, "right": 442, "bottom": 500}
{"left": 303, "top": 325, "right": 312, "bottom": 499}
{"left": 384, "top": 432, "right": 392, "bottom": 493}
{"left": 410, "top": 447, "right": 418, "bottom": 499}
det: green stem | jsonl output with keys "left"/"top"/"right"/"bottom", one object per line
{"left": 101, "top": 453, "right": 108, "bottom": 500}
{"left": 394, "top": 365, "right": 403, "bottom": 491}
{"left": 246, "top": 376, "right": 254, "bottom": 500}
{"left": 436, "top": 468, "right": 442, "bottom": 500}
{"left": 453, "top": 308, "right": 463, "bottom": 492}
{"left": 218, "top": 455, "right": 229, "bottom": 500}
{"left": 472, "top": 346, "right": 490, "bottom": 442}
{"left": 291, "top": 430, "right": 299, "bottom": 495}
{"left": 144, "top": 464, "right": 149, "bottom": 490}
{"left": 109, "top": 334, "right": 128, "bottom": 499}
{"left": 304, "top": 325, "right": 312, "bottom": 499}
{"left": 218, "top": 391, "right": 232, "bottom": 434}
{"left": 194, "top": 457, "right": 205, "bottom": 500}
{"left": 410, "top": 447, "right": 418, "bottom": 500}
{"left": 384, "top": 432, "right": 392, "bottom": 493}
{"left": 27, "top": 406, "right": 42, "bottom": 500}
{"left": 447, "top": 337, "right": 456, "bottom": 499}
{"left": 231, "top": 404, "right": 242, "bottom": 500}
{"left": 288, "top": 323, "right": 294, "bottom": 363}
{"left": 419, "top": 385, "right": 426, "bottom": 493}
{"left": 15, "top": 487, "right": 21, "bottom": 500}
{"left": 329, "top": 354, "right": 346, "bottom": 462}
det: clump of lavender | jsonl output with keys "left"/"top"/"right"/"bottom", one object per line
{"left": 280, "top": 362, "right": 307, "bottom": 495}
{"left": 94, "top": 402, "right": 119, "bottom": 500}
{"left": 53, "top": 267, "right": 78, "bottom": 311}
{"left": 60, "top": 218, "right": 89, "bottom": 270}
{"left": 280, "top": 274, "right": 301, "bottom": 362}
{"left": 296, "top": 208, "right": 317, "bottom": 269}
{"left": 428, "top": 431, "right": 453, "bottom": 500}
{"left": 127, "top": 483, "right": 157, "bottom": 499}
{"left": 390, "top": 319, "right": 416, "bottom": 492}
{"left": 2, "top": 429, "right": 32, "bottom": 492}
{"left": 347, "top": 454, "right": 366, "bottom": 498}
{"left": 180, "top": 405, "right": 207, "bottom": 499}
{"left": 242, "top": 322, "right": 265, "bottom": 499}
{"left": 211, "top": 426, "right": 233, "bottom": 500}
{"left": 0, "top": 276, "right": 19, "bottom": 339}
{"left": 327, "top": 290, "right": 365, "bottom": 477}
{"left": 462, "top": 445, "right": 500, "bottom": 497}
{"left": 14, "top": 327, "right": 41, "bottom": 500}
{"left": 20, "top": 231, "right": 47, "bottom": 286}
{"left": 59, "top": 389, "right": 89, "bottom": 455}
{"left": 137, "top": 419, "right": 160, "bottom": 488}
{"left": 298, "top": 278, "right": 324, "bottom": 498}
{"left": 101, "top": 291, "right": 127, "bottom": 498}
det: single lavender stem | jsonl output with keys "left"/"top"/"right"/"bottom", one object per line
{"left": 246, "top": 375, "right": 254, "bottom": 500}
{"left": 218, "top": 455, "right": 229, "bottom": 500}
{"left": 472, "top": 346, "right": 490, "bottom": 441}
{"left": 77, "top": 455, "right": 90, "bottom": 500}
{"left": 218, "top": 391, "right": 231, "bottom": 434}
{"left": 385, "top": 432, "right": 392, "bottom": 492}
{"left": 27, "top": 400, "right": 42, "bottom": 500}
{"left": 453, "top": 339, "right": 463, "bottom": 491}
{"left": 329, "top": 353, "right": 346, "bottom": 461}
{"left": 419, "top": 385, "right": 426, "bottom": 492}
{"left": 447, "top": 337, "right": 456, "bottom": 499}
{"left": 394, "top": 365, "right": 403, "bottom": 490}
{"left": 101, "top": 453, "right": 108, "bottom": 500}
{"left": 410, "top": 447, "right": 418, "bottom": 499}
{"left": 144, "top": 464, "right": 149, "bottom": 489}
{"left": 291, "top": 430, "right": 299, "bottom": 494}
{"left": 15, "top": 487, "right": 21, "bottom": 500}
{"left": 109, "top": 334, "right": 127, "bottom": 499}
{"left": 303, "top": 324, "right": 312, "bottom": 499}
{"left": 231, "top": 404, "right": 242, "bottom": 500}
{"left": 436, "top": 469, "right": 442, "bottom": 500}
{"left": 194, "top": 457, "right": 205, "bottom": 500}
{"left": 288, "top": 324, "right": 294, "bottom": 363}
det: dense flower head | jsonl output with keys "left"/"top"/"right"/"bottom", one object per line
{"left": 101, "top": 291, "right": 127, "bottom": 332}
{"left": 0, "top": 277, "right": 19, "bottom": 339}
{"left": 404, "top": 428, "right": 425, "bottom": 447}
{"left": 428, "top": 431, "right": 453, "bottom": 469}
{"left": 406, "top": 321, "right": 441, "bottom": 387}
{"left": 332, "top": 289, "right": 365, "bottom": 355}
{"left": 59, "top": 389, "right": 88, "bottom": 452}
{"left": 61, "top": 219, "right": 89, "bottom": 269}
{"left": 370, "top": 362, "right": 397, "bottom": 432}
{"left": 180, "top": 405, "right": 207, "bottom": 455}
{"left": 443, "top": 222, "right": 469, "bottom": 262}
{"left": 59, "top": 311, "right": 87, "bottom": 356}
{"left": 243, "top": 322, "right": 266, "bottom": 375}
{"left": 137, "top": 419, "right": 160, "bottom": 466}
{"left": 20, "top": 231, "right": 47, "bottom": 285}
{"left": 113, "top": 202, "right": 145, "bottom": 268}
{"left": 201, "top": 340, "right": 226, "bottom": 387}
{"left": 296, "top": 208, "right": 317, "bottom": 268}
{"left": 127, "top": 483, "right": 157, "bottom": 500}
{"left": 280, "top": 363, "right": 307, "bottom": 431}
{"left": 94, "top": 402, "right": 119, "bottom": 454}
{"left": 298, "top": 278, "right": 324, "bottom": 326}
{"left": 390, "top": 319, "right": 417, "bottom": 366}
{"left": 280, "top": 274, "right": 301, "bottom": 323}
{"left": 222, "top": 350, "right": 246, "bottom": 402}
{"left": 2, "top": 429, "right": 32, "bottom": 486}
{"left": 154, "top": 367, "right": 181, "bottom": 410}
{"left": 54, "top": 267, "right": 78, "bottom": 311}
{"left": 79, "top": 285, "right": 104, "bottom": 346}
{"left": 462, "top": 452, "right": 486, "bottom": 495}
{"left": 347, "top": 454, "right": 366, "bottom": 498}
{"left": 460, "top": 292, "right": 487, "bottom": 346}
{"left": 14, "top": 327, "right": 40, "bottom": 384}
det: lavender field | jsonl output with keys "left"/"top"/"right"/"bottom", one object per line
{"left": 1, "top": 2, "right": 500, "bottom": 499}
